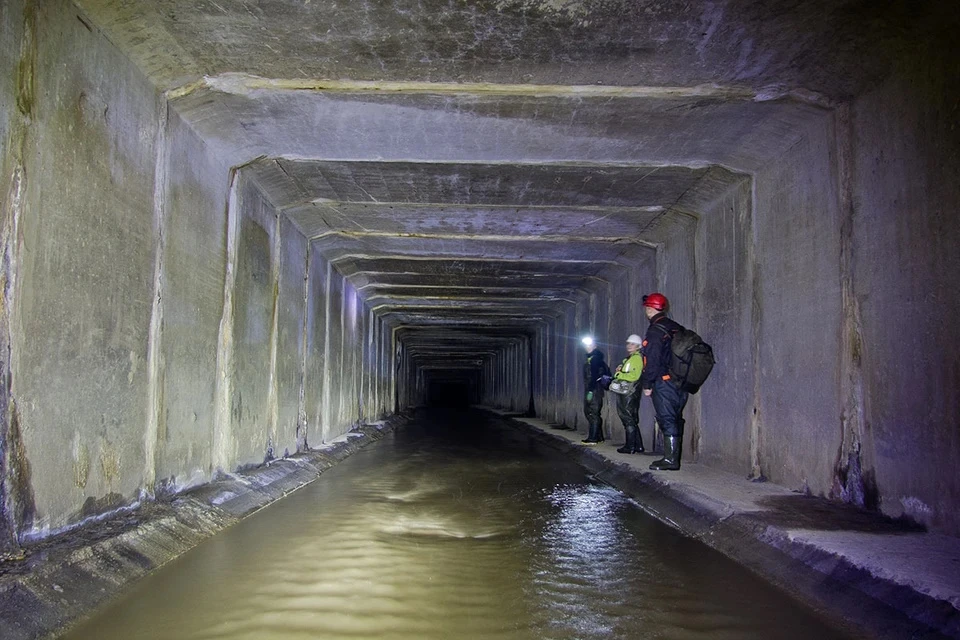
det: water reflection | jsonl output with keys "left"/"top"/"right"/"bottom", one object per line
{"left": 531, "top": 485, "right": 641, "bottom": 638}
{"left": 63, "top": 410, "right": 850, "bottom": 640}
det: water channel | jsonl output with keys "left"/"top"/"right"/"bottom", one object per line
{"left": 64, "top": 409, "right": 851, "bottom": 640}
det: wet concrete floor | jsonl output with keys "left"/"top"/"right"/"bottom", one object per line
{"left": 62, "top": 409, "right": 852, "bottom": 640}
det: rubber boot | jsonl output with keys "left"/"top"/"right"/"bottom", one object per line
{"left": 582, "top": 423, "right": 601, "bottom": 444}
{"left": 649, "top": 436, "right": 681, "bottom": 470}
{"left": 617, "top": 430, "right": 637, "bottom": 454}
{"left": 634, "top": 432, "right": 645, "bottom": 454}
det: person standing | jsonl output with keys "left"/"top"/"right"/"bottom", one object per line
{"left": 614, "top": 334, "right": 645, "bottom": 454}
{"left": 639, "top": 293, "right": 687, "bottom": 470}
{"left": 580, "top": 337, "right": 609, "bottom": 445}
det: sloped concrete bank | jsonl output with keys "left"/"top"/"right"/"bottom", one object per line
{"left": 0, "top": 414, "right": 410, "bottom": 640}
{"left": 489, "top": 410, "right": 960, "bottom": 640}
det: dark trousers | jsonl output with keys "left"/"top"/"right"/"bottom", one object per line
{"left": 652, "top": 379, "right": 688, "bottom": 437}
{"left": 616, "top": 391, "right": 641, "bottom": 438}
{"left": 584, "top": 392, "right": 604, "bottom": 440}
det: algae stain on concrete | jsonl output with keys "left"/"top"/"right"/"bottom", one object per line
{"left": 16, "top": 3, "right": 37, "bottom": 117}
{"left": 8, "top": 400, "right": 37, "bottom": 537}
{"left": 73, "top": 433, "right": 90, "bottom": 489}
{"left": 99, "top": 440, "right": 122, "bottom": 493}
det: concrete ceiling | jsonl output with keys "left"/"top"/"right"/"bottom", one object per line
{"left": 78, "top": 0, "right": 920, "bottom": 96}
{"left": 73, "top": 0, "right": 933, "bottom": 372}
{"left": 248, "top": 158, "right": 685, "bottom": 340}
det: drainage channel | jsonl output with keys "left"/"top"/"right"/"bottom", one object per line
{"left": 62, "top": 408, "right": 851, "bottom": 640}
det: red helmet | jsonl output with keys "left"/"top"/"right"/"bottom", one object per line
{"left": 643, "top": 292, "right": 668, "bottom": 311}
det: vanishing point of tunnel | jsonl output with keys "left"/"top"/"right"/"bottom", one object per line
{"left": 0, "top": 1, "right": 958, "bottom": 639}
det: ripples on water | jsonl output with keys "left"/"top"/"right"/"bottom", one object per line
{"left": 63, "top": 410, "right": 850, "bottom": 640}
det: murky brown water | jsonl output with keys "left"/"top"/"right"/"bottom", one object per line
{"left": 63, "top": 409, "right": 851, "bottom": 640}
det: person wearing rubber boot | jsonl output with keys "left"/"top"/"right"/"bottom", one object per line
{"left": 580, "top": 337, "right": 609, "bottom": 445}
{"left": 614, "top": 334, "right": 645, "bottom": 454}
{"left": 640, "top": 293, "right": 687, "bottom": 470}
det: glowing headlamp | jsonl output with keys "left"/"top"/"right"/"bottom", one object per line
{"left": 581, "top": 336, "right": 594, "bottom": 347}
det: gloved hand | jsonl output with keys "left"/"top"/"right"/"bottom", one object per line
{"left": 586, "top": 391, "right": 594, "bottom": 402}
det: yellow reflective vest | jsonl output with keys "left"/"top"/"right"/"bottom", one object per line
{"left": 614, "top": 353, "right": 643, "bottom": 383}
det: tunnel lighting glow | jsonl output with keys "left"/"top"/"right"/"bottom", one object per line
{"left": 581, "top": 336, "right": 594, "bottom": 347}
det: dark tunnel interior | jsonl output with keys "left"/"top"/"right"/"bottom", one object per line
{"left": 426, "top": 378, "right": 473, "bottom": 408}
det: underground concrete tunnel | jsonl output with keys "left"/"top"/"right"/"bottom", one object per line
{"left": 1, "top": 0, "right": 959, "bottom": 638}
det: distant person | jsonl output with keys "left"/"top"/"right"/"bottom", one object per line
{"left": 640, "top": 293, "right": 687, "bottom": 470}
{"left": 614, "top": 334, "right": 645, "bottom": 454}
{"left": 580, "top": 337, "right": 609, "bottom": 445}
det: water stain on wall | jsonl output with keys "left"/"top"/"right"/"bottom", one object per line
{"left": 73, "top": 436, "right": 90, "bottom": 489}
{"left": 99, "top": 440, "right": 122, "bottom": 493}
{"left": 7, "top": 401, "right": 37, "bottom": 538}
{"left": 15, "top": 3, "right": 37, "bottom": 117}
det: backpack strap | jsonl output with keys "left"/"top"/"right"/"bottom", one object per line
{"left": 651, "top": 320, "right": 674, "bottom": 341}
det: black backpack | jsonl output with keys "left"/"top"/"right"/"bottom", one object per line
{"left": 654, "top": 323, "right": 715, "bottom": 394}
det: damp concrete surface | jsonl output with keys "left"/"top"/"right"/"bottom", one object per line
{"left": 489, "top": 408, "right": 960, "bottom": 639}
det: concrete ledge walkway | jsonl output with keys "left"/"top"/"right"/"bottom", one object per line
{"left": 0, "top": 414, "right": 410, "bottom": 640}
{"left": 485, "top": 408, "right": 960, "bottom": 640}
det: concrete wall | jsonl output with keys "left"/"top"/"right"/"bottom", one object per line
{"left": 848, "top": 44, "right": 960, "bottom": 533}
{"left": 0, "top": 2, "right": 396, "bottom": 542}
{"left": 0, "top": 0, "right": 28, "bottom": 550}
{"left": 653, "top": 113, "right": 846, "bottom": 495}
{"left": 323, "top": 259, "right": 344, "bottom": 437}
{"left": 10, "top": 1, "right": 160, "bottom": 537}
{"left": 303, "top": 244, "right": 383, "bottom": 444}
{"left": 753, "top": 113, "right": 845, "bottom": 495}
{"left": 694, "top": 179, "right": 755, "bottom": 475}
{"left": 229, "top": 178, "right": 279, "bottom": 467}
{"left": 274, "top": 215, "right": 307, "bottom": 458}
{"left": 153, "top": 108, "right": 230, "bottom": 493}
{"left": 338, "top": 279, "right": 363, "bottom": 427}
{"left": 481, "top": 337, "right": 530, "bottom": 413}
{"left": 674, "top": 50, "right": 959, "bottom": 537}
{"left": 303, "top": 247, "right": 329, "bottom": 448}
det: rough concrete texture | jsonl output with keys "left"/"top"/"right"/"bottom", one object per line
{"left": 0, "top": 0, "right": 402, "bottom": 542}
{"left": 11, "top": 2, "right": 160, "bottom": 538}
{"left": 495, "top": 410, "right": 960, "bottom": 639}
{"left": 153, "top": 108, "right": 230, "bottom": 494}
{"left": 229, "top": 176, "right": 280, "bottom": 466}
{"left": 849, "top": 43, "right": 960, "bottom": 533}
{"left": 171, "top": 85, "right": 833, "bottom": 170}
{"left": 0, "top": 0, "right": 959, "bottom": 632}
{"left": 753, "top": 111, "right": 845, "bottom": 496}
{"left": 0, "top": 0, "right": 27, "bottom": 554}
{"left": 273, "top": 214, "right": 307, "bottom": 458}
{"left": 693, "top": 177, "right": 756, "bottom": 475}
{"left": 303, "top": 248, "right": 330, "bottom": 450}
{"left": 0, "top": 416, "right": 408, "bottom": 640}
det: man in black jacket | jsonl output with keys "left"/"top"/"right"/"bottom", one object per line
{"left": 581, "top": 337, "right": 609, "bottom": 444}
{"left": 639, "top": 293, "right": 688, "bottom": 470}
